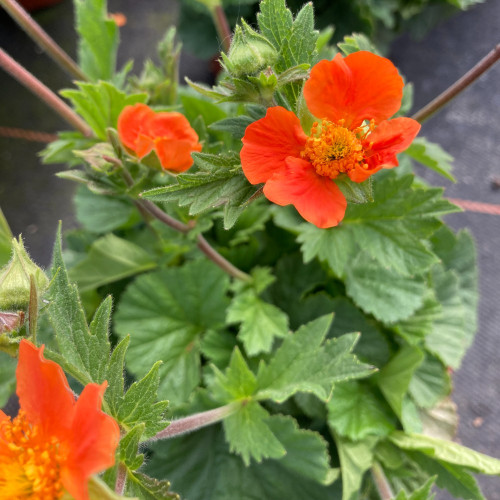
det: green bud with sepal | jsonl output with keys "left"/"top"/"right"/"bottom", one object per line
{"left": 222, "top": 20, "right": 278, "bottom": 77}
{"left": 0, "top": 237, "right": 49, "bottom": 311}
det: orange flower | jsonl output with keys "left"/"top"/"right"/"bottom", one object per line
{"left": 240, "top": 51, "right": 421, "bottom": 228}
{"left": 0, "top": 340, "right": 119, "bottom": 500}
{"left": 118, "top": 103, "right": 202, "bottom": 173}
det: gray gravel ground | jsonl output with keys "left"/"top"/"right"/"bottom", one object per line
{"left": 0, "top": 0, "right": 499, "bottom": 497}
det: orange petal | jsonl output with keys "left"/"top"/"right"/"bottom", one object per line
{"left": 148, "top": 112, "right": 200, "bottom": 143}
{"left": 117, "top": 103, "right": 155, "bottom": 151}
{"left": 16, "top": 340, "right": 74, "bottom": 438}
{"left": 155, "top": 138, "right": 202, "bottom": 172}
{"left": 304, "top": 52, "right": 404, "bottom": 129}
{"left": 62, "top": 382, "right": 120, "bottom": 500}
{"left": 241, "top": 106, "right": 307, "bottom": 184}
{"left": 349, "top": 117, "right": 421, "bottom": 182}
{"left": 263, "top": 157, "right": 347, "bottom": 228}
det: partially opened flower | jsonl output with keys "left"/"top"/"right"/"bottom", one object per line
{"left": 118, "top": 103, "right": 202, "bottom": 173}
{"left": 241, "top": 51, "right": 421, "bottom": 228}
{"left": 0, "top": 339, "right": 119, "bottom": 500}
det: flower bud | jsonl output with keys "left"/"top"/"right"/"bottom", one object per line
{"left": 0, "top": 237, "right": 49, "bottom": 311}
{"left": 224, "top": 20, "right": 278, "bottom": 77}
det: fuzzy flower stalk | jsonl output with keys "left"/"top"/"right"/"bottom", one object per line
{"left": 240, "top": 51, "right": 421, "bottom": 228}
{"left": 0, "top": 340, "right": 120, "bottom": 499}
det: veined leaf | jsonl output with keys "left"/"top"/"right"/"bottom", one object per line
{"left": 257, "top": 0, "right": 293, "bottom": 50}
{"left": 394, "top": 476, "right": 436, "bottom": 500}
{"left": 405, "top": 137, "right": 455, "bottom": 182}
{"left": 114, "top": 260, "right": 229, "bottom": 403}
{"left": 74, "top": 0, "right": 118, "bottom": 81}
{"left": 126, "top": 471, "right": 179, "bottom": 500}
{"left": 0, "top": 207, "right": 13, "bottom": 267}
{"left": 61, "top": 81, "right": 147, "bottom": 140}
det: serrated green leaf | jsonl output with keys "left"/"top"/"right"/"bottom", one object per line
{"left": 227, "top": 290, "right": 288, "bottom": 356}
{"left": 0, "top": 208, "right": 13, "bottom": 267}
{"left": 345, "top": 253, "right": 427, "bottom": 324}
{"left": 145, "top": 424, "right": 342, "bottom": 499}
{"left": 338, "top": 33, "right": 380, "bottom": 55}
{"left": 74, "top": 186, "right": 138, "bottom": 233}
{"left": 390, "top": 431, "right": 500, "bottom": 475}
{"left": 0, "top": 351, "right": 16, "bottom": 407}
{"left": 69, "top": 233, "right": 157, "bottom": 291}
{"left": 61, "top": 82, "right": 147, "bottom": 140}
{"left": 327, "top": 381, "right": 395, "bottom": 441}
{"left": 394, "top": 476, "right": 436, "bottom": 500}
{"left": 336, "top": 175, "right": 374, "bottom": 204}
{"left": 126, "top": 471, "right": 179, "bottom": 500}
{"left": 114, "top": 260, "right": 229, "bottom": 403}
{"left": 408, "top": 355, "right": 451, "bottom": 409}
{"left": 424, "top": 264, "right": 467, "bottom": 368}
{"left": 209, "top": 115, "right": 254, "bottom": 139}
{"left": 74, "top": 0, "right": 118, "bottom": 81}
{"left": 119, "top": 424, "right": 145, "bottom": 471}
{"left": 405, "top": 137, "right": 455, "bottom": 182}
{"left": 257, "top": 0, "right": 293, "bottom": 50}
{"left": 117, "top": 361, "right": 168, "bottom": 438}
{"left": 377, "top": 346, "right": 424, "bottom": 422}
{"left": 105, "top": 336, "right": 129, "bottom": 413}
{"left": 335, "top": 435, "right": 376, "bottom": 500}
{"left": 40, "top": 131, "right": 95, "bottom": 166}
{"left": 224, "top": 401, "right": 286, "bottom": 464}
{"left": 200, "top": 329, "right": 237, "bottom": 369}
{"left": 256, "top": 315, "right": 374, "bottom": 402}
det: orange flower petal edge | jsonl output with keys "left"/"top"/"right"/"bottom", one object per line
{"left": 240, "top": 52, "right": 420, "bottom": 229}
{"left": 118, "top": 103, "right": 202, "bottom": 173}
{"left": 0, "top": 339, "right": 120, "bottom": 500}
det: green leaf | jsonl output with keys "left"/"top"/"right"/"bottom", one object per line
{"left": 327, "top": 381, "right": 395, "bottom": 441}
{"left": 376, "top": 346, "right": 424, "bottom": 420}
{"left": 404, "top": 137, "right": 455, "bottom": 182}
{"left": 117, "top": 361, "right": 168, "bottom": 438}
{"left": 336, "top": 176, "right": 374, "bottom": 204}
{"left": 200, "top": 329, "right": 237, "bottom": 369}
{"left": 119, "top": 424, "right": 145, "bottom": 471}
{"left": 345, "top": 253, "right": 427, "bottom": 324}
{"left": 394, "top": 476, "right": 436, "bottom": 500}
{"left": 40, "top": 131, "right": 94, "bottom": 166}
{"left": 0, "top": 207, "right": 13, "bottom": 267}
{"left": 74, "top": 0, "right": 118, "bottom": 81}
{"left": 126, "top": 471, "right": 179, "bottom": 500}
{"left": 145, "top": 424, "right": 342, "bottom": 499}
{"left": 408, "top": 355, "right": 451, "bottom": 409}
{"left": 141, "top": 153, "right": 260, "bottom": 230}
{"left": 0, "top": 351, "right": 16, "bottom": 407}
{"left": 424, "top": 264, "right": 467, "bottom": 368}
{"left": 390, "top": 431, "right": 500, "bottom": 475}
{"left": 335, "top": 435, "right": 376, "bottom": 500}
{"left": 209, "top": 115, "right": 254, "bottom": 139}
{"left": 69, "top": 234, "right": 157, "bottom": 291}
{"left": 74, "top": 187, "right": 138, "bottom": 233}
{"left": 256, "top": 315, "right": 374, "bottom": 403}
{"left": 227, "top": 290, "right": 288, "bottom": 356}
{"left": 257, "top": 0, "right": 293, "bottom": 50}
{"left": 224, "top": 401, "right": 286, "bottom": 464}
{"left": 61, "top": 81, "right": 147, "bottom": 140}
{"left": 338, "top": 33, "right": 380, "bottom": 55}
{"left": 114, "top": 260, "right": 229, "bottom": 403}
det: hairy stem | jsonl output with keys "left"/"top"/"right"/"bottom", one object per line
{"left": 211, "top": 4, "right": 232, "bottom": 53}
{"left": 115, "top": 462, "right": 127, "bottom": 495}
{"left": 0, "top": 48, "right": 93, "bottom": 136}
{"left": 151, "top": 403, "right": 238, "bottom": 441}
{"left": 371, "top": 463, "right": 394, "bottom": 500}
{"left": 0, "top": 0, "right": 88, "bottom": 80}
{"left": 412, "top": 44, "right": 500, "bottom": 123}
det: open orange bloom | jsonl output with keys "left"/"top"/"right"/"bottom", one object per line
{"left": 241, "top": 51, "right": 421, "bottom": 228}
{"left": 118, "top": 103, "right": 202, "bottom": 173}
{"left": 0, "top": 340, "right": 119, "bottom": 500}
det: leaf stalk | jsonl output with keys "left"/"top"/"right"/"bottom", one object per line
{"left": 371, "top": 462, "right": 394, "bottom": 500}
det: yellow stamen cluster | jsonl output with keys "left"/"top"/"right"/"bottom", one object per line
{"left": 302, "top": 120, "right": 366, "bottom": 179}
{"left": 0, "top": 411, "right": 63, "bottom": 500}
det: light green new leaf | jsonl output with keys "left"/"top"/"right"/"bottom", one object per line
{"left": 114, "top": 260, "right": 229, "bottom": 402}
{"left": 327, "top": 381, "right": 395, "bottom": 441}
{"left": 338, "top": 33, "right": 380, "bottom": 55}
{"left": 256, "top": 315, "right": 374, "bottom": 402}
{"left": 224, "top": 401, "right": 286, "bottom": 465}
{"left": 345, "top": 254, "right": 427, "bottom": 324}
{"left": 394, "top": 476, "right": 436, "bottom": 500}
{"left": 335, "top": 435, "right": 376, "bottom": 500}
{"left": 74, "top": 187, "right": 138, "bottom": 233}
{"left": 145, "top": 424, "right": 342, "bottom": 499}
{"left": 126, "top": 471, "right": 179, "bottom": 500}
{"left": 61, "top": 82, "right": 147, "bottom": 140}
{"left": 377, "top": 346, "right": 424, "bottom": 420}
{"left": 119, "top": 424, "right": 146, "bottom": 471}
{"left": 0, "top": 208, "right": 13, "bottom": 267}
{"left": 74, "top": 0, "right": 118, "bottom": 81}
{"left": 257, "top": 0, "right": 293, "bottom": 50}
{"left": 227, "top": 290, "right": 288, "bottom": 356}
{"left": 405, "top": 137, "right": 455, "bottom": 182}
{"left": 69, "top": 234, "right": 157, "bottom": 291}
{"left": 391, "top": 431, "right": 500, "bottom": 475}
{"left": 0, "top": 351, "right": 16, "bottom": 407}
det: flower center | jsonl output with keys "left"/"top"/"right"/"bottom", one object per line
{"left": 0, "top": 411, "right": 64, "bottom": 500}
{"left": 302, "top": 120, "right": 366, "bottom": 179}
